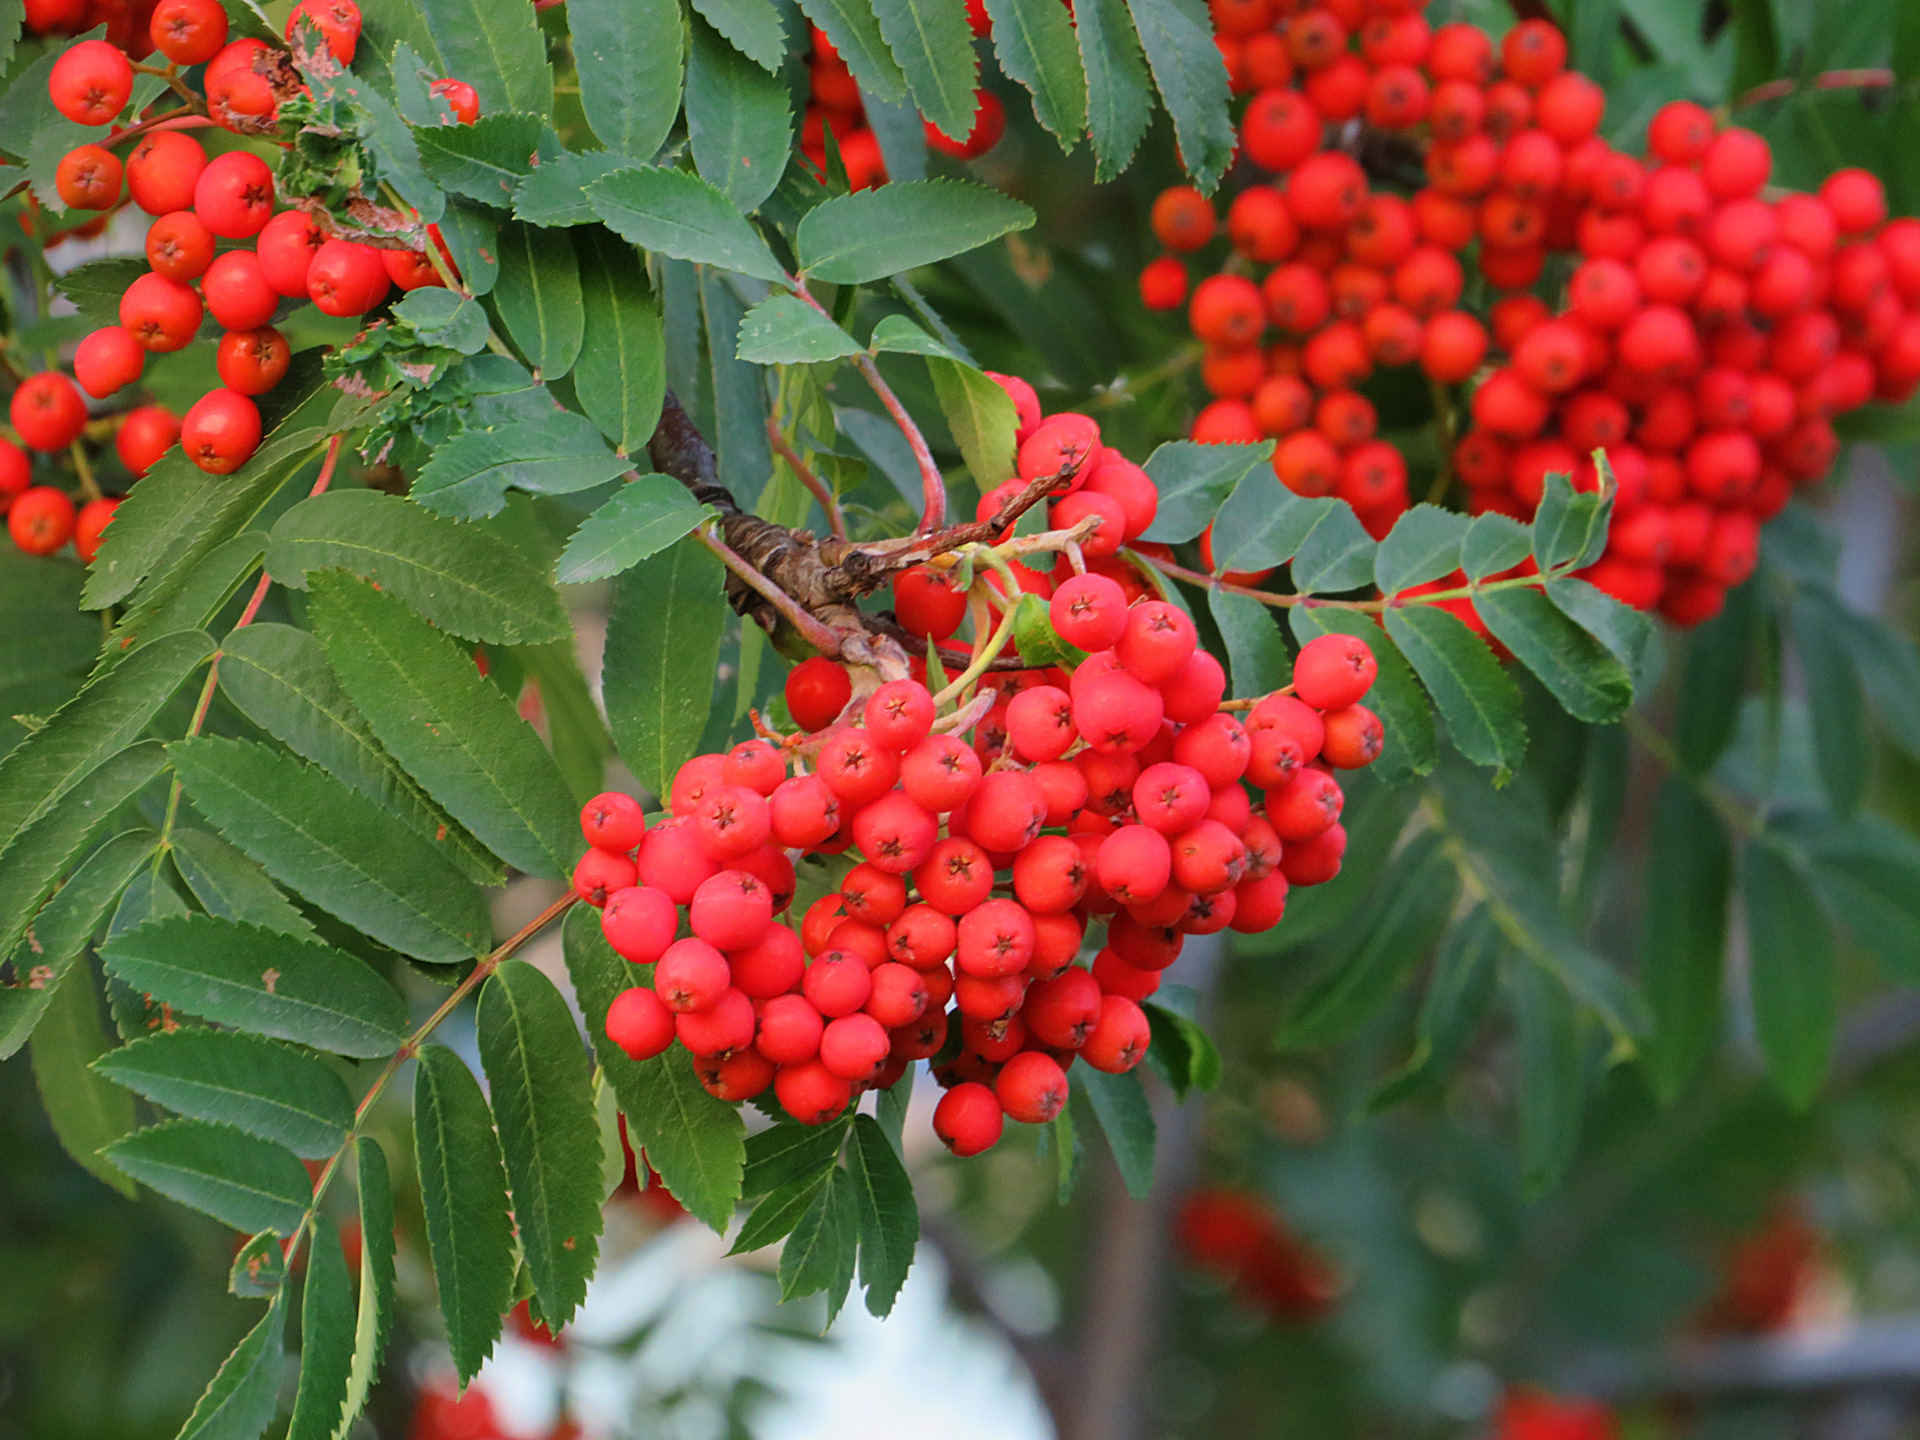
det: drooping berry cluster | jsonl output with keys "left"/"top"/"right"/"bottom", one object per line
{"left": 575, "top": 402, "right": 1383, "bottom": 1154}
{"left": 1141, "top": 5, "right": 1915, "bottom": 625}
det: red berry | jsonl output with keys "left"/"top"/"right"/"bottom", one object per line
{"left": 179, "top": 389, "right": 262, "bottom": 474}
{"left": 8, "top": 486, "right": 76, "bottom": 555}
{"left": 257, "top": 210, "right": 325, "bottom": 296}
{"left": 775, "top": 1059, "right": 853, "bottom": 1125}
{"left": 49, "top": 40, "right": 132, "bottom": 125}
{"left": 120, "top": 272, "right": 204, "bottom": 354}
{"left": 307, "top": 239, "right": 390, "bottom": 316}
{"left": 1291, "top": 633, "right": 1376, "bottom": 709}
{"left": 655, "top": 937, "right": 730, "bottom": 1013}
{"left": 146, "top": 210, "right": 216, "bottom": 281}
{"left": 429, "top": 76, "right": 480, "bottom": 124}
{"left": 10, "top": 372, "right": 87, "bottom": 452}
{"left": 204, "top": 250, "right": 281, "bottom": 331}
{"left": 785, "top": 656, "right": 851, "bottom": 732}
{"left": 285, "top": 0, "right": 361, "bottom": 63}
{"left": 892, "top": 564, "right": 967, "bottom": 639}
{"left": 768, "top": 773, "right": 841, "bottom": 848}
{"left": 116, "top": 405, "right": 178, "bottom": 475}
{"left": 72, "top": 496, "right": 119, "bottom": 565}
{"left": 150, "top": 0, "right": 229, "bottom": 63}
{"left": 1081, "top": 995, "right": 1151, "bottom": 1073}
{"left": 606, "top": 986, "right": 675, "bottom": 1061}
{"left": 572, "top": 845, "right": 637, "bottom": 905}
{"left": 54, "top": 144, "right": 121, "bottom": 210}
{"left": 74, "top": 326, "right": 144, "bottom": 399}
{"left": 995, "top": 1051, "right": 1069, "bottom": 1124}
{"left": 215, "top": 327, "right": 292, "bottom": 397}
{"left": 675, "top": 987, "right": 754, "bottom": 1056}
{"left": 802, "top": 950, "right": 873, "bottom": 1018}
{"left": 193, "top": 150, "right": 275, "bottom": 238}
{"left": 126, "top": 131, "right": 207, "bottom": 215}
{"left": 600, "top": 884, "right": 677, "bottom": 964}
{"left": 933, "top": 1081, "right": 1004, "bottom": 1155}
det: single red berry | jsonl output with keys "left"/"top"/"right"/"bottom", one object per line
{"left": 116, "top": 405, "right": 179, "bottom": 475}
{"left": 572, "top": 846, "right": 637, "bottom": 905}
{"left": 8, "top": 486, "right": 76, "bottom": 555}
{"left": 72, "top": 495, "right": 119, "bottom": 565}
{"left": 307, "top": 239, "right": 390, "bottom": 316}
{"left": 600, "top": 884, "right": 677, "bottom": 964}
{"left": 120, "top": 272, "right": 204, "bottom": 353}
{"left": 203, "top": 249, "right": 281, "bottom": 331}
{"left": 284, "top": 0, "right": 361, "bottom": 63}
{"left": 429, "top": 76, "right": 480, "bottom": 124}
{"left": 73, "top": 326, "right": 144, "bottom": 399}
{"left": 54, "top": 144, "right": 122, "bottom": 210}
{"left": 215, "top": 327, "right": 292, "bottom": 397}
{"left": 605, "top": 986, "right": 675, "bottom": 1061}
{"left": 934, "top": 1081, "right": 1006, "bottom": 1155}
{"left": 126, "top": 130, "right": 207, "bottom": 215}
{"left": 180, "top": 388, "right": 262, "bottom": 474}
{"left": 995, "top": 1051, "right": 1069, "bottom": 1124}
{"left": 150, "top": 0, "right": 230, "bottom": 62}
{"left": 193, "top": 150, "right": 275, "bottom": 238}
{"left": 146, "top": 210, "right": 216, "bottom": 281}
{"left": 786, "top": 655, "right": 851, "bottom": 732}
{"left": 49, "top": 40, "right": 133, "bottom": 125}
{"left": 10, "top": 372, "right": 88, "bottom": 453}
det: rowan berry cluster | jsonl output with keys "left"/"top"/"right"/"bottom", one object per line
{"left": 1175, "top": 1186, "right": 1338, "bottom": 1319}
{"left": 578, "top": 621, "right": 1379, "bottom": 1157}
{"left": 5, "top": 0, "right": 473, "bottom": 560}
{"left": 1140, "top": 3, "right": 1912, "bottom": 626}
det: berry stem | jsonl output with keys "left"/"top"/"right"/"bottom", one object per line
{"left": 931, "top": 587, "right": 1024, "bottom": 707}
{"left": 1731, "top": 67, "right": 1893, "bottom": 112}
{"left": 694, "top": 520, "right": 848, "bottom": 655}
{"left": 766, "top": 414, "right": 847, "bottom": 539}
{"left": 102, "top": 107, "right": 211, "bottom": 150}
{"left": 1423, "top": 376, "right": 1457, "bottom": 506}
{"left": 66, "top": 439, "right": 101, "bottom": 504}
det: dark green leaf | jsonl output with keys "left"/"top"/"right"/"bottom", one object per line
{"left": 436, "top": 199, "right": 502, "bottom": 297}
{"left": 1674, "top": 580, "right": 1756, "bottom": 775}
{"left": 569, "top": 0, "right": 683, "bottom": 158}
{"left": 928, "top": 356, "right": 1019, "bottom": 490}
{"left": 169, "top": 738, "right": 492, "bottom": 962}
{"left": 340, "top": 1137, "right": 397, "bottom": 1434}
{"left": 556, "top": 478, "right": 714, "bottom": 584}
{"left": 1374, "top": 504, "right": 1469, "bottom": 595}
{"left": 736, "top": 292, "right": 862, "bottom": 364}
{"left": 101, "top": 915, "right": 409, "bottom": 1058}
{"left": 588, "top": 166, "right": 788, "bottom": 283}
{"left": 779, "top": 1166, "right": 860, "bottom": 1320}
{"left": 1792, "top": 592, "right": 1870, "bottom": 816}
{"left": 31, "top": 962, "right": 137, "bottom": 1196}
{"left": 285, "top": 1217, "right": 354, "bottom": 1440}
{"left": 1543, "top": 576, "right": 1655, "bottom": 678}
{"left": 514, "top": 639, "right": 612, "bottom": 806}
{"left": 229, "top": 1231, "right": 286, "bottom": 1298}
{"left": 516, "top": 151, "right": 636, "bottom": 226}
{"left": 414, "top": 1045, "right": 515, "bottom": 1384}
{"left": 1369, "top": 905, "right": 1501, "bottom": 1110}
{"left": 734, "top": 1165, "right": 837, "bottom": 1253}
{"left": 494, "top": 222, "right": 584, "bottom": 379}
{"left": 1474, "top": 583, "right": 1632, "bottom": 723}
{"left": 175, "top": 1292, "right": 286, "bottom": 1440}
{"left": 1127, "top": 0, "right": 1234, "bottom": 189}
{"left": 985, "top": 0, "right": 1088, "bottom": 145}
{"left": 0, "top": 549, "right": 95, "bottom": 695}
{"left": 846, "top": 1114, "right": 917, "bottom": 1316}
{"left": 1832, "top": 608, "right": 1920, "bottom": 762}
{"left": 1799, "top": 814, "right": 1920, "bottom": 985}
{"left": 1288, "top": 609, "right": 1435, "bottom": 782}
{"left": 170, "top": 828, "right": 317, "bottom": 939}
{"left": 573, "top": 227, "right": 667, "bottom": 455}
{"left": 417, "top": 0, "right": 550, "bottom": 117}
{"left": 1641, "top": 781, "right": 1731, "bottom": 1104}
{"left": 699, "top": 267, "right": 773, "bottom": 506}
{"left": 413, "top": 407, "right": 631, "bottom": 520}
{"left": 1288, "top": 502, "right": 1377, "bottom": 593}
{"left": 796, "top": 181, "right": 1035, "bottom": 284}
{"left": 109, "top": 531, "right": 266, "bottom": 662}
{"left": 1744, "top": 839, "right": 1837, "bottom": 1110}
{"left": 93, "top": 1031, "right": 352, "bottom": 1159}
{"left": 478, "top": 960, "right": 603, "bottom": 1330}
{"left": 1460, "top": 511, "right": 1532, "bottom": 580}
{"left": 743, "top": 1119, "right": 848, "bottom": 1198}
{"left": 308, "top": 573, "right": 578, "bottom": 880}
{"left": 690, "top": 0, "right": 788, "bottom": 70}
{"left": 266, "top": 489, "right": 570, "bottom": 645}
{"left": 1142, "top": 1000, "right": 1221, "bottom": 1098}
{"left": 105, "top": 1120, "right": 311, "bottom": 1233}
{"left": 870, "top": 0, "right": 979, "bottom": 138}
{"left": 415, "top": 112, "right": 546, "bottom": 204}
{"left": 687, "top": 15, "right": 793, "bottom": 211}
{"left": 1531, "top": 471, "right": 1609, "bottom": 573}
{"left": 1207, "top": 588, "right": 1288, "bottom": 700}
{"left": 1137, "top": 440, "right": 1272, "bottom": 544}
{"left": 1510, "top": 959, "right": 1584, "bottom": 1197}
{"left": 54, "top": 257, "right": 147, "bottom": 324}
{"left": 1074, "top": 0, "right": 1153, "bottom": 179}
{"left": 1076, "top": 1065, "right": 1156, "bottom": 1199}
{"left": 797, "top": 0, "right": 908, "bottom": 99}
{"left": 1383, "top": 605, "right": 1526, "bottom": 779}
{"left": 603, "top": 538, "right": 729, "bottom": 800}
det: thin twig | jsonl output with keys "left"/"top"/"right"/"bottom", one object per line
{"left": 766, "top": 417, "right": 846, "bottom": 539}
{"left": 695, "top": 522, "right": 847, "bottom": 655}
{"left": 67, "top": 440, "right": 101, "bottom": 503}
{"left": 1732, "top": 67, "right": 1894, "bottom": 111}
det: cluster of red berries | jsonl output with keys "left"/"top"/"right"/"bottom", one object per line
{"left": 1494, "top": 1389, "right": 1617, "bottom": 1440}
{"left": 576, "top": 621, "right": 1380, "bottom": 1156}
{"left": 1174, "top": 1186, "right": 1338, "bottom": 1319}
{"left": 7, "top": 0, "right": 479, "bottom": 564}
{"left": 1139, "top": 4, "right": 1909, "bottom": 625}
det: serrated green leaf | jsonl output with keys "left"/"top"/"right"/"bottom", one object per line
{"left": 436, "top": 199, "right": 502, "bottom": 297}
{"left": 928, "top": 355, "right": 1019, "bottom": 491}
{"left": 867, "top": 313, "right": 958, "bottom": 359}
{"left": 105, "top": 1120, "right": 311, "bottom": 1233}
{"left": 170, "top": 828, "right": 316, "bottom": 939}
{"left": 1369, "top": 904, "right": 1501, "bottom": 1110}
{"left": 414, "top": 112, "right": 546, "bottom": 204}
{"left": 1207, "top": 588, "right": 1287, "bottom": 700}
{"left": 356, "top": 77, "right": 443, "bottom": 222}
{"left": 1510, "top": 958, "right": 1585, "bottom": 1197}
{"left": 285, "top": 1216, "right": 354, "bottom": 1440}
{"left": 985, "top": 0, "right": 1087, "bottom": 145}
{"left": 1474, "top": 583, "right": 1632, "bottom": 724}
{"left": 1075, "top": 0, "right": 1153, "bottom": 179}
{"left": 1289, "top": 609, "right": 1435, "bottom": 782}
{"left": 1798, "top": 814, "right": 1920, "bottom": 984}
{"left": 1128, "top": 0, "right": 1234, "bottom": 189}
{"left": 1641, "top": 781, "right": 1731, "bottom": 1104}
{"left": 169, "top": 738, "right": 492, "bottom": 962}
{"left": 478, "top": 960, "right": 603, "bottom": 1330}
{"left": 32, "top": 961, "right": 137, "bottom": 1196}
{"left": 743, "top": 1119, "right": 849, "bottom": 1198}
{"left": 414, "top": 1045, "right": 515, "bottom": 1384}
{"left": 396, "top": 289, "right": 490, "bottom": 357}
{"left": 1136, "top": 436, "right": 1265, "bottom": 540}
{"left": 737, "top": 292, "right": 862, "bottom": 364}
{"left": 691, "top": 0, "right": 788, "bottom": 69}
{"left": 1374, "top": 505, "right": 1469, "bottom": 595}
{"left": 1289, "top": 502, "right": 1377, "bottom": 593}
{"left": 734, "top": 1164, "right": 838, "bottom": 1252}
{"left": 1792, "top": 592, "right": 1870, "bottom": 817}
{"left": 229, "top": 1231, "right": 286, "bottom": 1298}
{"left": 588, "top": 166, "right": 788, "bottom": 283}
{"left": 266, "top": 489, "right": 569, "bottom": 646}
{"left": 687, "top": 15, "right": 793, "bottom": 211}
{"left": 0, "top": 549, "right": 95, "bottom": 693}
{"left": 797, "top": 180, "right": 1033, "bottom": 283}
{"left": 557, "top": 478, "right": 714, "bottom": 584}
{"left": 1076, "top": 1065, "right": 1156, "bottom": 1198}
{"left": 846, "top": 1115, "right": 917, "bottom": 1315}
{"left": 572, "top": 228, "right": 667, "bottom": 455}
{"left": 338, "top": 1137, "right": 396, "bottom": 1439}
{"left": 1205, "top": 480, "right": 1331, "bottom": 578}
{"left": 797, "top": 0, "right": 907, "bottom": 99}
{"left": 493, "top": 222, "right": 584, "bottom": 379}
{"left": 1383, "top": 605, "right": 1526, "bottom": 779}
{"left": 1531, "top": 471, "right": 1609, "bottom": 573}
{"left": 1744, "top": 840, "right": 1836, "bottom": 1110}
{"left": 514, "top": 639, "right": 612, "bottom": 807}
{"left": 603, "top": 538, "right": 728, "bottom": 800}
{"left": 54, "top": 257, "right": 147, "bottom": 325}
{"left": 516, "top": 151, "right": 636, "bottom": 226}
{"left": 561, "top": 908, "right": 746, "bottom": 1230}
{"left": 417, "top": 0, "right": 550, "bottom": 118}
{"left": 1142, "top": 998, "right": 1221, "bottom": 1099}
{"left": 94, "top": 1031, "right": 352, "bottom": 1159}
{"left": 176, "top": 1292, "right": 286, "bottom": 1440}
{"left": 414, "top": 407, "right": 631, "bottom": 520}
{"left": 1542, "top": 576, "right": 1655, "bottom": 677}
{"left": 1460, "top": 511, "right": 1532, "bottom": 580}
{"left": 779, "top": 1166, "right": 860, "bottom": 1320}
{"left": 308, "top": 573, "right": 578, "bottom": 880}
{"left": 870, "top": 0, "right": 980, "bottom": 138}
{"left": 569, "top": 0, "right": 683, "bottom": 158}
{"left": 220, "top": 624, "right": 501, "bottom": 885}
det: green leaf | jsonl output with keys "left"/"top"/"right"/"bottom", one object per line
{"left": 417, "top": 0, "right": 550, "bottom": 118}
{"left": 1289, "top": 503, "right": 1377, "bottom": 593}
{"left": 493, "top": 222, "right": 585, "bottom": 379}
{"left": 1074, "top": 0, "right": 1153, "bottom": 179}
{"left": 572, "top": 227, "right": 667, "bottom": 455}
{"left": 169, "top": 738, "right": 492, "bottom": 962}
{"left": 514, "top": 639, "right": 613, "bottom": 806}
{"left": 1792, "top": 592, "right": 1870, "bottom": 816}
{"left": 338, "top": 1137, "right": 396, "bottom": 1439}
{"left": 31, "top": 962, "right": 137, "bottom": 1197}
{"left": 699, "top": 267, "right": 773, "bottom": 505}
{"left": 1137, "top": 440, "right": 1272, "bottom": 544}
{"left": 0, "top": 629, "right": 210, "bottom": 856}
{"left": 603, "top": 538, "right": 728, "bottom": 800}
{"left": 1543, "top": 576, "right": 1655, "bottom": 677}
{"left": 308, "top": 573, "right": 578, "bottom": 880}
{"left": 516, "top": 151, "right": 636, "bottom": 226}
{"left": 557, "top": 479, "right": 714, "bottom": 584}
{"left": 1128, "top": 0, "right": 1234, "bottom": 189}
{"left": 1288, "top": 609, "right": 1435, "bottom": 782}
{"left": 100, "top": 915, "right": 408, "bottom": 1058}
{"left": 588, "top": 166, "right": 788, "bottom": 284}
{"left": 1207, "top": 588, "right": 1288, "bottom": 700}
{"left": 1369, "top": 905, "right": 1501, "bottom": 1110}
{"left": 1793, "top": 814, "right": 1920, "bottom": 984}
{"left": 846, "top": 1115, "right": 918, "bottom": 1316}
{"left": 743, "top": 1118, "right": 848, "bottom": 1198}
{"left": 1374, "top": 505, "right": 1469, "bottom": 596}
{"left": 779, "top": 1166, "right": 860, "bottom": 1320}
{"left": 1473, "top": 584, "right": 1632, "bottom": 723}
{"left": 1640, "top": 781, "right": 1731, "bottom": 1104}
{"left": 1383, "top": 605, "right": 1526, "bottom": 780}
{"left": 266, "top": 489, "right": 570, "bottom": 645}
{"left": 1076, "top": 1065, "right": 1156, "bottom": 1199}
{"left": 414, "top": 407, "right": 632, "bottom": 520}
{"left": 690, "top": 0, "right": 788, "bottom": 70}
{"left": 105, "top": 1120, "right": 311, "bottom": 1233}
{"left": 175, "top": 1293, "right": 287, "bottom": 1440}
{"left": 110, "top": 532, "right": 267, "bottom": 662}
{"left": 414, "top": 112, "right": 547, "bottom": 204}
{"left": 1460, "top": 511, "right": 1532, "bottom": 580}
{"left": 928, "top": 356, "right": 1019, "bottom": 490}
{"left": 0, "top": 740, "right": 169, "bottom": 967}
{"left": 54, "top": 257, "right": 147, "bottom": 324}
{"left": 561, "top": 907, "right": 745, "bottom": 1230}
{"left": 797, "top": 180, "right": 1033, "bottom": 283}
{"left": 220, "top": 624, "right": 502, "bottom": 885}
{"left": 285, "top": 1217, "right": 355, "bottom": 1440}
{"left": 797, "top": 0, "right": 908, "bottom": 99}
{"left": 985, "top": 0, "right": 1088, "bottom": 146}
{"left": 477, "top": 960, "right": 603, "bottom": 1330}
{"left": 414, "top": 1045, "right": 515, "bottom": 1385}
{"left": 687, "top": 15, "right": 793, "bottom": 211}
{"left": 1674, "top": 580, "right": 1755, "bottom": 776}
{"left": 736, "top": 292, "right": 862, "bottom": 364}
{"left": 1009, "top": 592, "right": 1086, "bottom": 670}
{"left": 93, "top": 1031, "right": 352, "bottom": 1159}
{"left": 1510, "top": 959, "right": 1585, "bottom": 1197}
{"left": 870, "top": 0, "right": 980, "bottom": 139}
{"left": 0, "top": 830, "right": 154, "bottom": 1060}
{"left": 229, "top": 1231, "right": 286, "bottom": 1299}
{"left": 0, "top": 548, "right": 95, "bottom": 695}
{"left": 734, "top": 1164, "right": 837, "bottom": 1253}
{"left": 357, "top": 78, "right": 443, "bottom": 223}
{"left": 1744, "top": 840, "right": 1837, "bottom": 1110}
{"left": 1531, "top": 471, "right": 1609, "bottom": 573}
{"left": 1276, "top": 834, "right": 1458, "bottom": 1048}
{"left": 436, "top": 199, "right": 502, "bottom": 297}
{"left": 569, "top": 0, "right": 683, "bottom": 158}
{"left": 170, "top": 828, "right": 317, "bottom": 939}
{"left": 1142, "top": 993, "right": 1222, "bottom": 1099}
{"left": 1205, "top": 482, "right": 1331, "bottom": 577}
